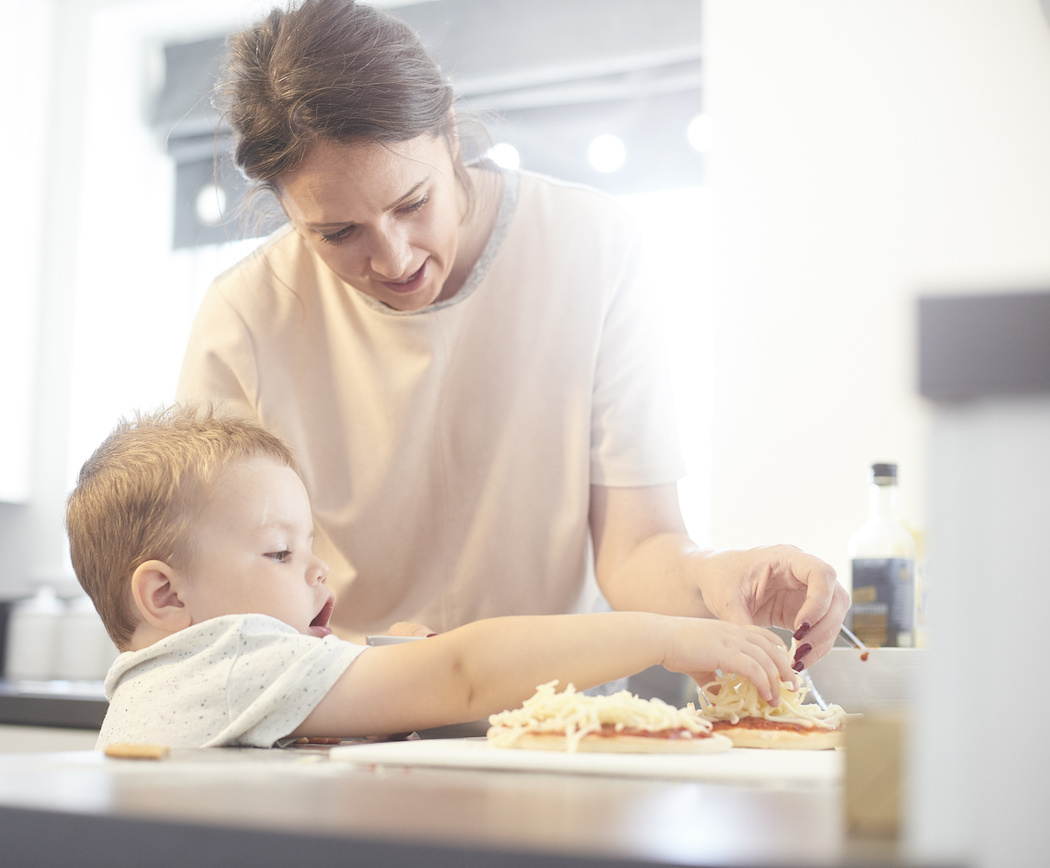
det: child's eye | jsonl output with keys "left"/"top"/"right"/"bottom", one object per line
{"left": 266, "top": 550, "right": 292, "bottom": 563}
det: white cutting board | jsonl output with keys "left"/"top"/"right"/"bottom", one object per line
{"left": 329, "top": 737, "right": 842, "bottom": 786}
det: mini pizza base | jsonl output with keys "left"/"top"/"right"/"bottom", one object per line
{"left": 712, "top": 721, "right": 842, "bottom": 750}
{"left": 489, "top": 729, "right": 733, "bottom": 754}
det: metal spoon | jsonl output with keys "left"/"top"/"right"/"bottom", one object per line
{"left": 838, "top": 623, "right": 870, "bottom": 652}
{"left": 798, "top": 669, "right": 828, "bottom": 711}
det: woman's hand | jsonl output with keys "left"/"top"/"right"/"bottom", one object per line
{"left": 693, "top": 545, "right": 848, "bottom": 668}
{"left": 590, "top": 484, "right": 848, "bottom": 668}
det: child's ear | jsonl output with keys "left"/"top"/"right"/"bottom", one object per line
{"left": 131, "top": 559, "right": 192, "bottom": 633}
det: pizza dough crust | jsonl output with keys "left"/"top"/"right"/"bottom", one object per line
{"left": 489, "top": 729, "right": 734, "bottom": 754}
{"left": 713, "top": 721, "right": 842, "bottom": 750}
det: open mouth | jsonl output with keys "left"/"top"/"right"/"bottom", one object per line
{"left": 381, "top": 260, "right": 427, "bottom": 294}
{"left": 309, "top": 594, "right": 335, "bottom": 638}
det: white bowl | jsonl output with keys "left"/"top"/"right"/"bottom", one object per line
{"left": 806, "top": 647, "right": 926, "bottom": 712}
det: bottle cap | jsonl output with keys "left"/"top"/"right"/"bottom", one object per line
{"left": 871, "top": 462, "right": 898, "bottom": 483}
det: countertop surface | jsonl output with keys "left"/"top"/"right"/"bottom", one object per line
{"left": 0, "top": 678, "right": 106, "bottom": 729}
{"left": 0, "top": 741, "right": 909, "bottom": 868}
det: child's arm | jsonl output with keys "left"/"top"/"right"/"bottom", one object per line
{"left": 290, "top": 612, "right": 794, "bottom": 739}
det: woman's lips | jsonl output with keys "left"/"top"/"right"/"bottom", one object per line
{"left": 309, "top": 594, "right": 335, "bottom": 638}
{"left": 381, "top": 260, "right": 428, "bottom": 294}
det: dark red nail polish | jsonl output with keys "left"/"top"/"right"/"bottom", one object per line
{"left": 792, "top": 660, "right": 805, "bottom": 672}
{"left": 425, "top": 632, "right": 437, "bottom": 637}
{"left": 793, "top": 642, "right": 812, "bottom": 661}
{"left": 792, "top": 622, "right": 811, "bottom": 641}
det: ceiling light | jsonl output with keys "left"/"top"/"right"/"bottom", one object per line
{"left": 687, "top": 114, "right": 713, "bottom": 153}
{"left": 194, "top": 183, "right": 227, "bottom": 227}
{"left": 486, "top": 142, "right": 521, "bottom": 170}
{"left": 588, "top": 134, "right": 626, "bottom": 173}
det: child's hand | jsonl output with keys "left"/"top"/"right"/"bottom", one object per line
{"left": 665, "top": 618, "right": 795, "bottom": 705}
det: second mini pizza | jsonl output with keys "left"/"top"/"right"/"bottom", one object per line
{"left": 697, "top": 672, "right": 853, "bottom": 749}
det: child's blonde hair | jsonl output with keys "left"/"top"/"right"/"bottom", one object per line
{"left": 66, "top": 404, "right": 297, "bottom": 650}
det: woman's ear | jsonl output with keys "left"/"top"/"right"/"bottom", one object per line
{"left": 131, "top": 559, "right": 192, "bottom": 634}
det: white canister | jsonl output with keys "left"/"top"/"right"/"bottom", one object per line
{"left": 4, "top": 586, "right": 64, "bottom": 681}
{"left": 56, "top": 594, "right": 117, "bottom": 682}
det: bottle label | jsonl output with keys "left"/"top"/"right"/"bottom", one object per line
{"left": 849, "top": 558, "right": 915, "bottom": 647}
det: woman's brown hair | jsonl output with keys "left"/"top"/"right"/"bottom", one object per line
{"left": 219, "top": 0, "right": 471, "bottom": 194}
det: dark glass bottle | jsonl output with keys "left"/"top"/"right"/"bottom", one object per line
{"left": 847, "top": 463, "right": 917, "bottom": 647}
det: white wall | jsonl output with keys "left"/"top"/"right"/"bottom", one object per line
{"left": 0, "top": 0, "right": 53, "bottom": 595}
{"left": 702, "top": 0, "right": 1050, "bottom": 585}
{"left": 3, "top": 0, "right": 445, "bottom": 600}
{"left": 0, "top": 0, "right": 52, "bottom": 505}
{"left": 10, "top": 0, "right": 272, "bottom": 597}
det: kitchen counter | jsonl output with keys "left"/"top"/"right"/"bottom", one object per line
{"left": 0, "top": 742, "right": 919, "bottom": 868}
{"left": 0, "top": 678, "right": 106, "bottom": 729}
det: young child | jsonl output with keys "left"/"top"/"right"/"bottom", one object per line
{"left": 68, "top": 405, "right": 796, "bottom": 749}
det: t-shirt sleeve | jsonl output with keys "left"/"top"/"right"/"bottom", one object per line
{"left": 176, "top": 283, "right": 260, "bottom": 421}
{"left": 589, "top": 228, "right": 686, "bottom": 487}
{"left": 202, "top": 620, "right": 365, "bottom": 748}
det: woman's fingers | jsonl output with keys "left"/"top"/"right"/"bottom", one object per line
{"left": 793, "top": 581, "right": 850, "bottom": 665}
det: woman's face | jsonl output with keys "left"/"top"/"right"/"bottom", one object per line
{"left": 278, "top": 135, "right": 467, "bottom": 312}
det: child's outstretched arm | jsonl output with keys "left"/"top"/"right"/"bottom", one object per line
{"left": 291, "top": 612, "right": 794, "bottom": 740}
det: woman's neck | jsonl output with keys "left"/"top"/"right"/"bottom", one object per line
{"left": 438, "top": 164, "right": 503, "bottom": 303}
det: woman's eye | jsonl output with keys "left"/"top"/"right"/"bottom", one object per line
{"left": 320, "top": 225, "right": 356, "bottom": 245}
{"left": 318, "top": 197, "right": 426, "bottom": 245}
{"left": 266, "top": 550, "right": 292, "bottom": 563}
{"left": 400, "top": 194, "right": 428, "bottom": 215}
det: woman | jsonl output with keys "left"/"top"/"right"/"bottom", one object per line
{"left": 177, "top": 0, "right": 847, "bottom": 667}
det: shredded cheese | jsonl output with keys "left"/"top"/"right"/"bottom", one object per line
{"left": 697, "top": 672, "right": 848, "bottom": 730}
{"left": 487, "top": 680, "right": 715, "bottom": 751}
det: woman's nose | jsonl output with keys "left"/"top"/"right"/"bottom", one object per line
{"left": 367, "top": 228, "right": 412, "bottom": 279}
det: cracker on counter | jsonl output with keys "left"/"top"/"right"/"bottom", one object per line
{"left": 103, "top": 743, "right": 171, "bottom": 760}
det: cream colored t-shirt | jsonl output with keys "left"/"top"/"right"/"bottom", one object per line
{"left": 177, "top": 169, "right": 685, "bottom": 641}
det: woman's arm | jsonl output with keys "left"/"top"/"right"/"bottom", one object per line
{"left": 589, "top": 482, "right": 711, "bottom": 617}
{"left": 290, "top": 611, "right": 793, "bottom": 739}
{"left": 589, "top": 483, "right": 849, "bottom": 665}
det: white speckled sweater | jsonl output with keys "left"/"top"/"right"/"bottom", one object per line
{"left": 97, "top": 614, "right": 364, "bottom": 749}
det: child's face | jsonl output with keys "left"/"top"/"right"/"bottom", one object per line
{"left": 179, "top": 456, "right": 335, "bottom": 637}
